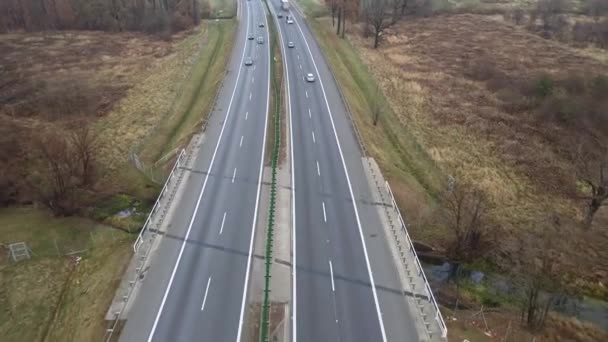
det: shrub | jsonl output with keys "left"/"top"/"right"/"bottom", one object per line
{"left": 591, "top": 75, "right": 608, "bottom": 99}
{"left": 535, "top": 74, "right": 555, "bottom": 99}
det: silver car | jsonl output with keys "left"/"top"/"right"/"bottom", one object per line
{"left": 288, "top": 41, "right": 295, "bottom": 48}
{"left": 245, "top": 57, "right": 253, "bottom": 66}
{"left": 257, "top": 37, "right": 264, "bottom": 44}
{"left": 306, "top": 73, "right": 315, "bottom": 82}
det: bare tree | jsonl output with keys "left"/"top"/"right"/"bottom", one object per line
{"left": 371, "top": 85, "right": 384, "bottom": 126}
{"left": 325, "top": 0, "right": 339, "bottom": 27}
{"left": 398, "top": 0, "right": 409, "bottom": 16}
{"left": 363, "top": 0, "right": 397, "bottom": 48}
{"left": 534, "top": 0, "right": 569, "bottom": 35}
{"left": 575, "top": 142, "right": 608, "bottom": 229}
{"left": 68, "top": 119, "right": 100, "bottom": 186}
{"left": 30, "top": 129, "right": 80, "bottom": 216}
{"left": 439, "top": 180, "right": 493, "bottom": 263}
{"left": 511, "top": 8, "right": 525, "bottom": 25}
{"left": 516, "top": 220, "right": 561, "bottom": 331}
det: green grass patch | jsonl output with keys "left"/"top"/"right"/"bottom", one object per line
{"left": 139, "top": 19, "right": 237, "bottom": 169}
{"left": 308, "top": 18, "right": 445, "bottom": 224}
{"left": 0, "top": 207, "right": 131, "bottom": 342}
{"left": 296, "top": 0, "right": 328, "bottom": 17}
{"left": 88, "top": 194, "right": 149, "bottom": 232}
{"left": 208, "top": 0, "right": 237, "bottom": 19}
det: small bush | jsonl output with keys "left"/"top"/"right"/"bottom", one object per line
{"left": 497, "top": 88, "right": 531, "bottom": 113}
{"left": 465, "top": 59, "right": 503, "bottom": 82}
{"left": 535, "top": 74, "right": 555, "bottom": 99}
{"left": 591, "top": 75, "right": 608, "bottom": 99}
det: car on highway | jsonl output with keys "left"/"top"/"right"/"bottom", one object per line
{"left": 288, "top": 41, "right": 295, "bottom": 48}
{"left": 244, "top": 57, "right": 253, "bottom": 66}
{"left": 248, "top": 35, "right": 254, "bottom": 40}
{"left": 257, "top": 37, "right": 264, "bottom": 44}
{"left": 287, "top": 18, "right": 294, "bottom": 24}
{"left": 306, "top": 73, "right": 315, "bottom": 82}
{"left": 259, "top": 22, "right": 264, "bottom": 27}
{"left": 277, "top": 13, "right": 283, "bottom": 18}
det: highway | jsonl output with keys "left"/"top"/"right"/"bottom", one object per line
{"left": 119, "top": 0, "right": 270, "bottom": 341}
{"left": 269, "top": 0, "right": 422, "bottom": 341}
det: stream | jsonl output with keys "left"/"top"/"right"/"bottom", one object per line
{"left": 422, "top": 261, "right": 608, "bottom": 331}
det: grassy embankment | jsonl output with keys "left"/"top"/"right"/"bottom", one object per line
{"left": 304, "top": 15, "right": 445, "bottom": 238}
{"left": 0, "top": 208, "right": 131, "bottom": 341}
{"left": 0, "top": 9, "right": 237, "bottom": 342}
{"left": 136, "top": 19, "right": 237, "bottom": 174}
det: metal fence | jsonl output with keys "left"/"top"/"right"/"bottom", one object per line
{"left": 133, "top": 149, "right": 185, "bottom": 253}
{"left": 104, "top": 149, "right": 186, "bottom": 342}
{"left": 385, "top": 181, "right": 448, "bottom": 338}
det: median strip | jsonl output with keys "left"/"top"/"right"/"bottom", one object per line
{"left": 260, "top": 1, "right": 283, "bottom": 341}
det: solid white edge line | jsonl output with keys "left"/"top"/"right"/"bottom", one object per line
{"left": 329, "top": 260, "right": 335, "bottom": 292}
{"left": 270, "top": 7, "right": 297, "bottom": 342}
{"left": 322, "top": 201, "right": 327, "bottom": 223}
{"left": 201, "top": 277, "right": 212, "bottom": 311}
{"left": 220, "top": 212, "right": 227, "bottom": 235}
{"left": 234, "top": 0, "right": 271, "bottom": 340}
{"left": 146, "top": 2, "right": 252, "bottom": 341}
{"left": 293, "top": 12, "right": 388, "bottom": 342}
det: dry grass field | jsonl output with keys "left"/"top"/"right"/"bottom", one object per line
{"left": 312, "top": 11, "right": 608, "bottom": 298}
{"left": 0, "top": 8, "right": 236, "bottom": 340}
{"left": 353, "top": 14, "right": 608, "bottom": 296}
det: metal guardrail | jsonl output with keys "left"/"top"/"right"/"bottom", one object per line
{"left": 133, "top": 149, "right": 186, "bottom": 252}
{"left": 385, "top": 181, "right": 448, "bottom": 338}
{"left": 104, "top": 149, "right": 185, "bottom": 342}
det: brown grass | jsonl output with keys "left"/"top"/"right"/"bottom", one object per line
{"left": 0, "top": 31, "right": 174, "bottom": 119}
{"left": 0, "top": 207, "right": 132, "bottom": 342}
{"left": 334, "top": 13, "right": 608, "bottom": 296}
{"left": 0, "top": 27, "right": 209, "bottom": 202}
{"left": 444, "top": 305, "right": 608, "bottom": 341}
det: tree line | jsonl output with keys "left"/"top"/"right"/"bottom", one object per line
{"left": 0, "top": 0, "right": 204, "bottom": 33}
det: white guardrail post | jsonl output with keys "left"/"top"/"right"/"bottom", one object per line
{"left": 384, "top": 181, "right": 447, "bottom": 338}
{"left": 133, "top": 149, "right": 185, "bottom": 253}
{"left": 104, "top": 149, "right": 186, "bottom": 342}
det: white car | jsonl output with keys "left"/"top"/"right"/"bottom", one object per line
{"left": 287, "top": 19, "right": 294, "bottom": 24}
{"left": 257, "top": 36, "right": 264, "bottom": 44}
{"left": 306, "top": 73, "right": 315, "bottom": 82}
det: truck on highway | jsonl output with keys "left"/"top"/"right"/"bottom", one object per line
{"left": 281, "top": 0, "right": 289, "bottom": 10}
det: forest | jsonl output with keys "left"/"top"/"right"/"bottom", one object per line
{"left": 0, "top": 0, "right": 204, "bottom": 32}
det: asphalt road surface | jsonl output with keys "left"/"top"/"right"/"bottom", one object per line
{"left": 269, "top": 1, "right": 422, "bottom": 341}
{"left": 119, "top": 0, "right": 271, "bottom": 341}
